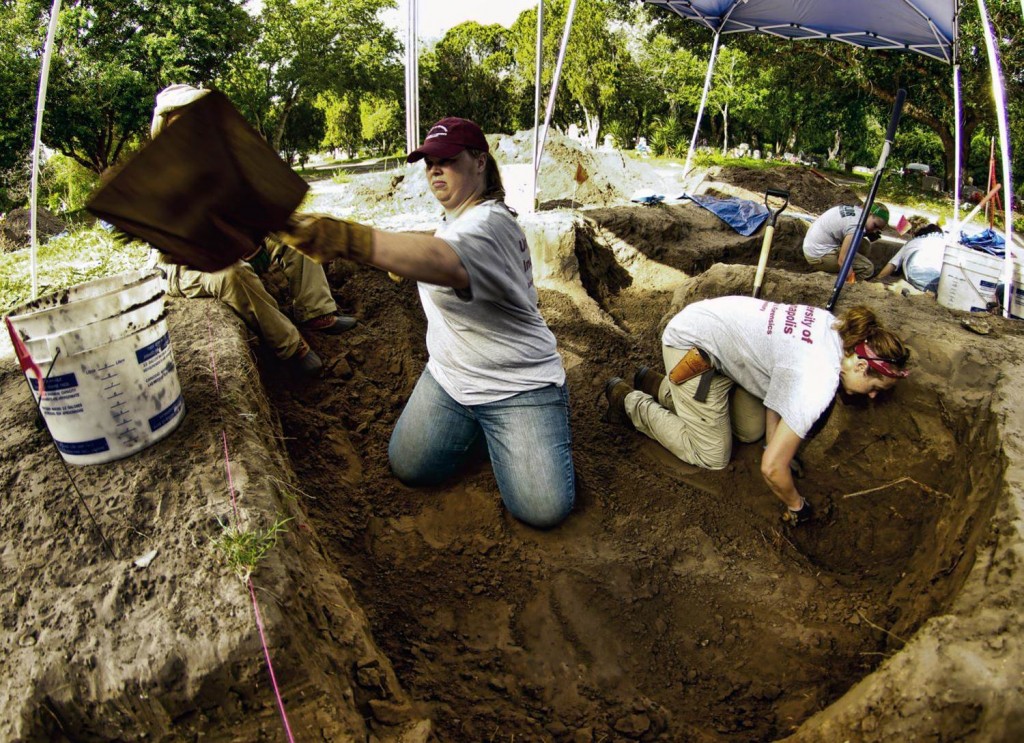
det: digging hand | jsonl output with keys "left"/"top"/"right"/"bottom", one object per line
{"left": 277, "top": 213, "right": 374, "bottom": 264}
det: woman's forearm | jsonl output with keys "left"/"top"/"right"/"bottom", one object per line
{"left": 370, "top": 230, "right": 469, "bottom": 288}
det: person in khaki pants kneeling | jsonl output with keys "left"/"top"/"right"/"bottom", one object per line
{"left": 604, "top": 296, "right": 909, "bottom": 526}
{"left": 148, "top": 84, "right": 356, "bottom": 378}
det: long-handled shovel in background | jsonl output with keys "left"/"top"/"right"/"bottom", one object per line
{"left": 751, "top": 188, "right": 790, "bottom": 298}
{"left": 826, "top": 89, "right": 907, "bottom": 312}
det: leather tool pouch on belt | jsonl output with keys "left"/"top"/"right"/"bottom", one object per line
{"left": 668, "top": 347, "right": 715, "bottom": 403}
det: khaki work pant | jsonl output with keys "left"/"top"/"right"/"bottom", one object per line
{"left": 625, "top": 344, "right": 765, "bottom": 470}
{"left": 164, "top": 244, "right": 336, "bottom": 359}
{"left": 804, "top": 247, "right": 876, "bottom": 279}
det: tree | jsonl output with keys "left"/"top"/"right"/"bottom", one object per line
{"left": 41, "top": 0, "right": 254, "bottom": 172}
{"left": 279, "top": 98, "right": 325, "bottom": 166}
{"left": 420, "top": 21, "right": 518, "bottom": 135}
{"left": 360, "top": 95, "right": 402, "bottom": 156}
{"left": 317, "top": 91, "right": 362, "bottom": 157}
{"left": 0, "top": 1, "right": 42, "bottom": 209}
{"left": 706, "top": 46, "right": 766, "bottom": 154}
{"left": 788, "top": 0, "right": 1023, "bottom": 189}
{"left": 222, "top": 0, "right": 401, "bottom": 153}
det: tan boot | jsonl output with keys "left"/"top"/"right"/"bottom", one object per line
{"left": 633, "top": 366, "right": 665, "bottom": 399}
{"left": 603, "top": 377, "right": 633, "bottom": 426}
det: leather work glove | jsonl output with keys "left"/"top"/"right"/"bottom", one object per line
{"left": 244, "top": 244, "right": 271, "bottom": 274}
{"left": 277, "top": 213, "right": 373, "bottom": 264}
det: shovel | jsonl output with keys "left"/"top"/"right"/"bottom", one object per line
{"left": 751, "top": 188, "right": 790, "bottom": 299}
{"left": 86, "top": 91, "right": 309, "bottom": 272}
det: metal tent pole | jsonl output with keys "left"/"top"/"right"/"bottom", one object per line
{"left": 681, "top": 31, "right": 720, "bottom": 183}
{"left": 531, "top": 1, "right": 544, "bottom": 209}
{"left": 535, "top": 0, "right": 578, "bottom": 182}
{"left": 29, "top": 0, "right": 63, "bottom": 300}
{"left": 404, "top": 0, "right": 419, "bottom": 154}
{"left": 953, "top": 64, "right": 962, "bottom": 223}
{"left": 977, "top": 0, "right": 1016, "bottom": 318}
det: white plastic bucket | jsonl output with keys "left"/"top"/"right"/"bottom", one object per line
{"left": 9, "top": 268, "right": 164, "bottom": 338}
{"left": 937, "top": 244, "right": 1024, "bottom": 320}
{"left": 5, "top": 270, "right": 186, "bottom": 466}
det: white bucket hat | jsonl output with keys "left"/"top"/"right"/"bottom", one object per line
{"left": 150, "top": 84, "right": 209, "bottom": 138}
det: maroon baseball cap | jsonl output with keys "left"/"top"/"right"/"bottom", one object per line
{"left": 407, "top": 117, "right": 489, "bottom": 163}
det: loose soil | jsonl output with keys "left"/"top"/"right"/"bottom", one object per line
{"left": 2, "top": 132, "right": 1022, "bottom": 741}
{"left": 0, "top": 208, "right": 67, "bottom": 253}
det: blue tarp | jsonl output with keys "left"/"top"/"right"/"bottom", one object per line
{"left": 960, "top": 228, "right": 1007, "bottom": 256}
{"left": 682, "top": 194, "right": 769, "bottom": 236}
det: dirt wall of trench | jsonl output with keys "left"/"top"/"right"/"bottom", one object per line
{"left": 0, "top": 299, "right": 428, "bottom": 742}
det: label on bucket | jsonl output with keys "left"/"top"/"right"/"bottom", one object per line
{"left": 55, "top": 437, "right": 110, "bottom": 456}
{"left": 137, "top": 333, "right": 178, "bottom": 387}
{"left": 149, "top": 394, "right": 185, "bottom": 432}
{"left": 136, "top": 333, "right": 171, "bottom": 364}
{"left": 30, "top": 373, "right": 85, "bottom": 417}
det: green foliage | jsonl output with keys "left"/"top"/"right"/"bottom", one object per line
{"left": 648, "top": 115, "right": 688, "bottom": 157}
{"left": 420, "top": 21, "right": 519, "bottom": 135}
{"left": 0, "top": 224, "right": 148, "bottom": 314}
{"left": 214, "top": 515, "right": 293, "bottom": 583}
{"left": 317, "top": 91, "right": 362, "bottom": 156}
{"left": 221, "top": 0, "right": 401, "bottom": 153}
{"left": 279, "top": 99, "right": 326, "bottom": 167}
{"left": 360, "top": 96, "right": 402, "bottom": 157}
{"left": 43, "top": 0, "right": 253, "bottom": 172}
{"left": 38, "top": 154, "right": 99, "bottom": 214}
{"left": 0, "top": 3, "right": 42, "bottom": 209}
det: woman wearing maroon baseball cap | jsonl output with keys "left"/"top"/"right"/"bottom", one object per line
{"left": 284, "top": 117, "right": 576, "bottom": 528}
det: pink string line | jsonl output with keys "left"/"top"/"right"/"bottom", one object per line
{"left": 208, "top": 314, "right": 294, "bottom": 741}
{"left": 249, "top": 577, "right": 297, "bottom": 743}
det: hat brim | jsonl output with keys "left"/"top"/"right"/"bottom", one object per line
{"left": 407, "top": 139, "right": 468, "bottom": 163}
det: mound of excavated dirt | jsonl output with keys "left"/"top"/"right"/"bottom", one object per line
{"left": 310, "top": 130, "right": 673, "bottom": 231}
{"left": 710, "top": 165, "right": 863, "bottom": 216}
{"left": 0, "top": 208, "right": 67, "bottom": 252}
{"left": 2, "top": 161, "right": 1023, "bottom": 741}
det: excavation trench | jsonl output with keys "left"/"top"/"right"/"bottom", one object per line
{"left": 258, "top": 207, "right": 1018, "bottom": 740}
{"left": 2, "top": 202, "right": 1021, "bottom": 741}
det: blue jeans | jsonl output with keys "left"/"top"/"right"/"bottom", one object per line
{"left": 388, "top": 369, "right": 576, "bottom": 528}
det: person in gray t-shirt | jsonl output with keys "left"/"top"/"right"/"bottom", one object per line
{"left": 802, "top": 203, "right": 889, "bottom": 279}
{"left": 285, "top": 118, "right": 575, "bottom": 529}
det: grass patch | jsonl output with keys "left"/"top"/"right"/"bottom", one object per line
{"left": 0, "top": 224, "right": 148, "bottom": 314}
{"left": 214, "top": 515, "right": 293, "bottom": 583}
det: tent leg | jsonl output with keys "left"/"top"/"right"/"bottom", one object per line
{"left": 681, "top": 31, "right": 720, "bottom": 183}
{"left": 531, "top": 1, "right": 544, "bottom": 210}
{"left": 953, "top": 63, "right": 962, "bottom": 224}
{"left": 29, "top": 0, "right": 63, "bottom": 301}
{"left": 976, "top": 0, "right": 1016, "bottom": 318}
{"left": 535, "top": 0, "right": 578, "bottom": 185}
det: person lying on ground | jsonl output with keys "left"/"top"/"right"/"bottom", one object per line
{"left": 148, "top": 84, "right": 355, "bottom": 379}
{"left": 279, "top": 117, "right": 575, "bottom": 529}
{"left": 875, "top": 224, "right": 945, "bottom": 293}
{"left": 603, "top": 296, "right": 909, "bottom": 526}
{"left": 802, "top": 203, "right": 890, "bottom": 280}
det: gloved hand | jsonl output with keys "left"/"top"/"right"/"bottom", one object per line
{"left": 781, "top": 499, "right": 815, "bottom": 527}
{"left": 276, "top": 213, "right": 374, "bottom": 264}
{"left": 244, "top": 244, "right": 271, "bottom": 274}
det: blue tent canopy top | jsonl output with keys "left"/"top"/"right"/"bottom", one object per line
{"left": 643, "top": 0, "right": 956, "bottom": 62}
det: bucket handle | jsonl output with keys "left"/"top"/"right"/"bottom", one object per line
{"left": 953, "top": 255, "right": 1002, "bottom": 307}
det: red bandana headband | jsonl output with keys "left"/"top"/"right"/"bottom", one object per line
{"left": 855, "top": 341, "right": 910, "bottom": 378}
